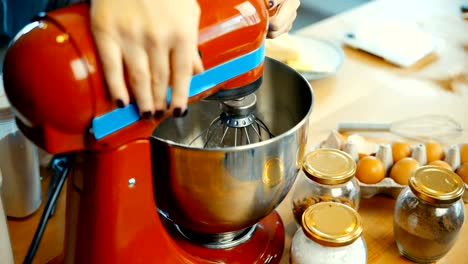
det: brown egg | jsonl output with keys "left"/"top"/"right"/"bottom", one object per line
{"left": 356, "top": 156, "right": 386, "bottom": 184}
{"left": 460, "top": 144, "right": 468, "bottom": 164}
{"left": 428, "top": 160, "right": 452, "bottom": 171}
{"left": 390, "top": 157, "right": 420, "bottom": 185}
{"left": 425, "top": 141, "right": 445, "bottom": 163}
{"left": 456, "top": 163, "right": 468, "bottom": 184}
{"left": 392, "top": 141, "right": 412, "bottom": 163}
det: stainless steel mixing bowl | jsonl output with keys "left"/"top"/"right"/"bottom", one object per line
{"left": 151, "top": 57, "right": 314, "bottom": 235}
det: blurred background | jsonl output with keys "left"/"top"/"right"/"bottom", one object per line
{"left": 0, "top": 0, "right": 373, "bottom": 71}
{"left": 292, "top": 0, "right": 371, "bottom": 31}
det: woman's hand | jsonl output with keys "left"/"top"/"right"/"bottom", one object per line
{"left": 90, "top": 0, "right": 204, "bottom": 119}
{"left": 267, "top": 0, "right": 300, "bottom": 38}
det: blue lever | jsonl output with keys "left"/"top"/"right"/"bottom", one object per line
{"left": 91, "top": 44, "right": 265, "bottom": 140}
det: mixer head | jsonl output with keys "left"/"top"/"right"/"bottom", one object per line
{"left": 2, "top": 1, "right": 270, "bottom": 153}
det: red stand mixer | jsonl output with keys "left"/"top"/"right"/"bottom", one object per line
{"left": 3, "top": 1, "right": 313, "bottom": 263}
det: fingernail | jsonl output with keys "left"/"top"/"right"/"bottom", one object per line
{"left": 116, "top": 99, "right": 125, "bottom": 108}
{"left": 154, "top": 110, "right": 165, "bottom": 119}
{"left": 142, "top": 111, "right": 152, "bottom": 120}
{"left": 173, "top": 108, "right": 183, "bottom": 117}
{"left": 268, "top": 0, "right": 274, "bottom": 8}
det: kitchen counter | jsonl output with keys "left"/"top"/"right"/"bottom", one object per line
{"left": 278, "top": 0, "right": 468, "bottom": 263}
{"left": 7, "top": 0, "right": 468, "bottom": 263}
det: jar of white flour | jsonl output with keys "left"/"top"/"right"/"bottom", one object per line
{"left": 0, "top": 74, "right": 41, "bottom": 218}
{"left": 0, "top": 168, "right": 14, "bottom": 263}
{"left": 291, "top": 202, "right": 367, "bottom": 264}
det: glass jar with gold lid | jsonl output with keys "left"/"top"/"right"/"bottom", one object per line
{"left": 291, "top": 148, "right": 360, "bottom": 224}
{"left": 290, "top": 202, "right": 368, "bottom": 264}
{"left": 394, "top": 165, "right": 465, "bottom": 263}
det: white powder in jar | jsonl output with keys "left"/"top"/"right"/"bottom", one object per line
{"left": 0, "top": 76, "right": 42, "bottom": 218}
{"left": 291, "top": 228, "right": 368, "bottom": 264}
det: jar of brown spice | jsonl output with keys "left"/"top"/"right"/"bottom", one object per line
{"left": 291, "top": 148, "right": 360, "bottom": 225}
{"left": 394, "top": 165, "right": 465, "bottom": 263}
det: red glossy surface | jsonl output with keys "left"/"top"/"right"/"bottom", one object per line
{"left": 67, "top": 139, "right": 284, "bottom": 263}
{"left": 3, "top": 0, "right": 268, "bottom": 153}
{"left": 172, "top": 211, "right": 285, "bottom": 264}
{"left": 69, "top": 140, "right": 199, "bottom": 263}
{"left": 3, "top": 0, "right": 282, "bottom": 263}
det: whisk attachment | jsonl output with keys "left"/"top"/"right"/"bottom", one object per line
{"left": 189, "top": 94, "right": 275, "bottom": 148}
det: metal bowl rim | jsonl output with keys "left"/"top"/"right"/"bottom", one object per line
{"left": 152, "top": 61, "right": 314, "bottom": 152}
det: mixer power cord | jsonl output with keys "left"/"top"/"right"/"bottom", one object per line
{"left": 23, "top": 153, "right": 75, "bottom": 264}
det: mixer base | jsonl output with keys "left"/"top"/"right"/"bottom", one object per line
{"left": 169, "top": 210, "right": 285, "bottom": 264}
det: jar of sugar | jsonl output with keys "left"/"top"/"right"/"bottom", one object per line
{"left": 0, "top": 74, "right": 41, "bottom": 217}
{"left": 0, "top": 168, "right": 14, "bottom": 263}
{"left": 290, "top": 202, "right": 367, "bottom": 264}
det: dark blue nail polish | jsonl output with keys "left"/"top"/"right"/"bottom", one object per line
{"left": 142, "top": 111, "right": 152, "bottom": 120}
{"left": 116, "top": 99, "right": 125, "bottom": 108}
{"left": 173, "top": 108, "right": 183, "bottom": 117}
{"left": 154, "top": 110, "right": 165, "bottom": 119}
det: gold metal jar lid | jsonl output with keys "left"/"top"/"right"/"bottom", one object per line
{"left": 409, "top": 165, "right": 465, "bottom": 204}
{"left": 302, "top": 148, "right": 356, "bottom": 185}
{"left": 302, "top": 202, "right": 363, "bottom": 247}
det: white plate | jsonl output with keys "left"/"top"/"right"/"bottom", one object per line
{"left": 289, "top": 35, "right": 345, "bottom": 80}
{"left": 342, "top": 20, "right": 437, "bottom": 68}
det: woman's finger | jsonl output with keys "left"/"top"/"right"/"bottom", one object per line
{"left": 169, "top": 36, "right": 196, "bottom": 116}
{"left": 273, "top": 0, "right": 299, "bottom": 26}
{"left": 268, "top": 18, "right": 295, "bottom": 38}
{"left": 267, "top": 0, "right": 284, "bottom": 16}
{"left": 193, "top": 49, "right": 205, "bottom": 75}
{"left": 267, "top": 0, "right": 299, "bottom": 38}
{"left": 121, "top": 45, "right": 153, "bottom": 118}
{"left": 148, "top": 44, "right": 170, "bottom": 116}
{"left": 92, "top": 32, "right": 128, "bottom": 107}
{"left": 267, "top": 0, "right": 284, "bottom": 9}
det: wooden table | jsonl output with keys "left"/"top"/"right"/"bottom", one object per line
{"left": 278, "top": 0, "right": 468, "bottom": 263}
{"left": 7, "top": 0, "right": 468, "bottom": 263}
{"left": 7, "top": 168, "right": 67, "bottom": 264}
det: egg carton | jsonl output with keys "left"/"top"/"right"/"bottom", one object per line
{"left": 358, "top": 178, "right": 468, "bottom": 203}
{"left": 317, "top": 130, "right": 468, "bottom": 203}
{"left": 358, "top": 178, "right": 405, "bottom": 199}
